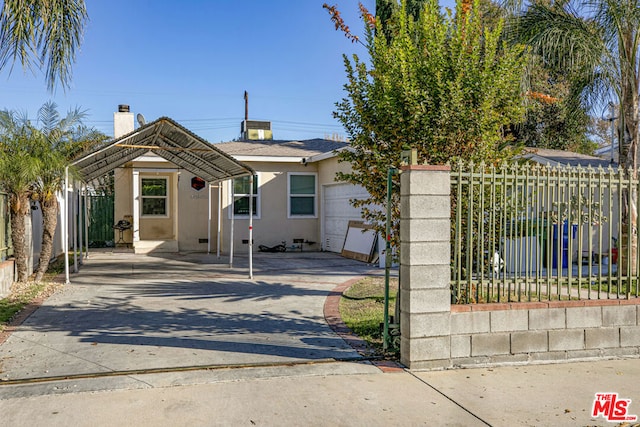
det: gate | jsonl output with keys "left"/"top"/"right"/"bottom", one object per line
{"left": 83, "top": 194, "right": 114, "bottom": 247}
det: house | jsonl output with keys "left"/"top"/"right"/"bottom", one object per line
{"left": 520, "top": 147, "right": 613, "bottom": 168}
{"left": 594, "top": 143, "right": 618, "bottom": 164}
{"left": 215, "top": 134, "right": 369, "bottom": 254}
{"left": 72, "top": 106, "right": 371, "bottom": 257}
{"left": 518, "top": 147, "right": 619, "bottom": 266}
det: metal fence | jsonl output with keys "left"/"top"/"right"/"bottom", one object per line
{"left": 83, "top": 194, "right": 114, "bottom": 248}
{"left": 0, "top": 192, "right": 11, "bottom": 261}
{"left": 451, "top": 161, "right": 640, "bottom": 303}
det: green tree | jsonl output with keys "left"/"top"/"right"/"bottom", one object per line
{"left": 0, "top": 0, "right": 87, "bottom": 91}
{"left": 508, "top": 0, "right": 640, "bottom": 270}
{"left": 376, "top": 0, "right": 426, "bottom": 40}
{"left": 32, "top": 101, "right": 107, "bottom": 282}
{"left": 513, "top": 57, "right": 595, "bottom": 154}
{"left": 0, "top": 103, "right": 106, "bottom": 282}
{"left": 0, "top": 113, "right": 42, "bottom": 282}
{"left": 0, "top": 1, "right": 89, "bottom": 281}
{"left": 329, "top": 0, "right": 527, "bottom": 246}
{"left": 509, "top": 0, "right": 640, "bottom": 164}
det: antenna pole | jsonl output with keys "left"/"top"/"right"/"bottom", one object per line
{"left": 244, "top": 91, "right": 249, "bottom": 121}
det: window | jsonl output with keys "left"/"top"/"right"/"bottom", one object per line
{"left": 288, "top": 173, "right": 316, "bottom": 217}
{"left": 231, "top": 174, "right": 259, "bottom": 217}
{"left": 141, "top": 177, "right": 168, "bottom": 216}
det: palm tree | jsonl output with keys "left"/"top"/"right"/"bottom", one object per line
{"left": 0, "top": 113, "right": 42, "bottom": 282}
{"left": 31, "top": 102, "right": 82, "bottom": 281}
{"left": 0, "top": 0, "right": 88, "bottom": 91}
{"left": 508, "top": 0, "right": 640, "bottom": 272}
{"left": 31, "top": 101, "right": 106, "bottom": 282}
{"left": 0, "top": 103, "right": 105, "bottom": 282}
{"left": 509, "top": 1, "right": 640, "bottom": 165}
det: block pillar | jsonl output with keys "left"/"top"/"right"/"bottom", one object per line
{"left": 399, "top": 165, "right": 452, "bottom": 369}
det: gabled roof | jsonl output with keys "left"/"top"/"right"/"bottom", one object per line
{"left": 71, "top": 117, "right": 254, "bottom": 182}
{"left": 216, "top": 138, "right": 348, "bottom": 160}
{"left": 521, "top": 147, "right": 613, "bottom": 168}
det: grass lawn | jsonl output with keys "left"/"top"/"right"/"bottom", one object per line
{"left": 339, "top": 276, "right": 399, "bottom": 356}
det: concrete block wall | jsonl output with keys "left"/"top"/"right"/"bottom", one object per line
{"left": 399, "top": 165, "right": 640, "bottom": 370}
{"left": 399, "top": 165, "right": 452, "bottom": 369}
{"left": 450, "top": 300, "right": 640, "bottom": 367}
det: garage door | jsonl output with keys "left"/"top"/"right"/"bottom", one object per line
{"left": 322, "top": 183, "right": 370, "bottom": 253}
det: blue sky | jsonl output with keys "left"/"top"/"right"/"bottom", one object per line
{"left": 0, "top": 1, "right": 455, "bottom": 143}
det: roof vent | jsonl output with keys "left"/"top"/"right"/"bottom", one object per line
{"left": 118, "top": 104, "right": 130, "bottom": 113}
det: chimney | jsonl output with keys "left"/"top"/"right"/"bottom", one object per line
{"left": 114, "top": 104, "right": 134, "bottom": 138}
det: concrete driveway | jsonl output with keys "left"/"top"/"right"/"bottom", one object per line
{"left": 0, "top": 250, "right": 380, "bottom": 383}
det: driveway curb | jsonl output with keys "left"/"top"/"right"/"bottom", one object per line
{"left": 323, "top": 276, "right": 405, "bottom": 375}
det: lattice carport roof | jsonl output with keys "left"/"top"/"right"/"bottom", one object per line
{"left": 71, "top": 117, "right": 254, "bottom": 182}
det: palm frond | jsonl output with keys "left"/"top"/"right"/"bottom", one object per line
{"left": 0, "top": 0, "right": 87, "bottom": 91}
{"left": 38, "top": 0, "right": 88, "bottom": 91}
{"left": 58, "top": 105, "right": 87, "bottom": 133}
{"left": 38, "top": 100, "right": 60, "bottom": 135}
{"left": 515, "top": 3, "right": 606, "bottom": 73}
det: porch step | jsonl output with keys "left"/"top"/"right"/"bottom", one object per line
{"left": 134, "top": 240, "right": 179, "bottom": 254}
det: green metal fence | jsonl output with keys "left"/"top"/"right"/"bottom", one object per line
{"left": 0, "top": 192, "right": 11, "bottom": 261}
{"left": 83, "top": 194, "right": 114, "bottom": 248}
{"left": 451, "top": 161, "right": 639, "bottom": 303}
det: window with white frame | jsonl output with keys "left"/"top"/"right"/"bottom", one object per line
{"left": 288, "top": 173, "right": 316, "bottom": 217}
{"left": 141, "top": 177, "right": 168, "bottom": 216}
{"left": 231, "top": 174, "right": 259, "bottom": 218}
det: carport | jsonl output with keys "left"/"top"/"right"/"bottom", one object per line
{"left": 64, "top": 117, "right": 256, "bottom": 282}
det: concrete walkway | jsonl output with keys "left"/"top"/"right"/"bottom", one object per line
{"left": 1, "top": 251, "right": 640, "bottom": 426}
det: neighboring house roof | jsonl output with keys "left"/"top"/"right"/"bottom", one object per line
{"left": 595, "top": 143, "right": 617, "bottom": 155}
{"left": 521, "top": 147, "right": 614, "bottom": 168}
{"left": 71, "top": 117, "right": 255, "bottom": 183}
{"left": 216, "top": 138, "right": 348, "bottom": 162}
{"left": 594, "top": 143, "right": 619, "bottom": 163}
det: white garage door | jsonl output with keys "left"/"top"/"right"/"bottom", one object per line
{"left": 322, "top": 184, "right": 370, "bottom": 253}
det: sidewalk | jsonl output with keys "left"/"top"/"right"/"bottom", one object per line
{"left": 1, "top": 358, "right": 639, "bottom": 426}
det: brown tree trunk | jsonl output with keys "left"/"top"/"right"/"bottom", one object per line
{"left": 9, "top": 193, "right": 31, "bottom": 282}
{"left": 619, "top": 174, "right": 638, "bottom": 279}
{"left": 617, "top": 32, "right": 639, "bottom": 278}
{"left": 34, "top": 197, "right": 58, "bottom": 282}
{"left": 620, "top": 188, "right": 638, "bottom": 277}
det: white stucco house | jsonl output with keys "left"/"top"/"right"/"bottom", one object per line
{"left": 214, "top": 136, "right": 369, "bottom": 254}
{"left": 73, "top": 106, "right": 370, "bottom": 257}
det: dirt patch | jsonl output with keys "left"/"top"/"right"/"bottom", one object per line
{"left": 0, "top": 278, "right": 64, "bottom": 345}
